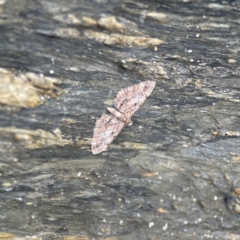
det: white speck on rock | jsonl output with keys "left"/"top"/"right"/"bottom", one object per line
{"left": 149, "top": 222, "right": 154, "bottom": 228}
{"left": 163, "top": 223, "right": 168, "bottom": 230}
{"left": 228, "top": 59, "right": 237, "bottom": 64}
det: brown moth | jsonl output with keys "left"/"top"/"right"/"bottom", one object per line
{"left": 91, "top": 81, "right": 156, "bottom": 155}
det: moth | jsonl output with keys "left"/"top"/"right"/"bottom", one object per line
{"left": 91, "top": 80, "right": 156, "bottom": 155}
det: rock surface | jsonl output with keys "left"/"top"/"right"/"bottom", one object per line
{"left": 1, "top": 0, "right": 240, "bottom": 239}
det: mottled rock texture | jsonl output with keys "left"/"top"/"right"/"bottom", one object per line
{"left": 1, "top": 0, "right": 240, "bottom": 239}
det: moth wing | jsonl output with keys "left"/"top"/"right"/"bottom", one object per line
{"left": 114, "top": 81, "right": 156, "bottom": 117}
{"left": 91, "top": 114, "right": 125, "bottom": 155}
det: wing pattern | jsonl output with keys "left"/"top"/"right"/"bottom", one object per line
{"left": 91, "top": 114, "right": 125, "bottom": 155}
{"left": 114, "top": 81, "right": 156, "bottom": 118}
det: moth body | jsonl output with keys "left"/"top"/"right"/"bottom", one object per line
{"left": 107, "top": 107, "right": 132, "bottom": 125}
